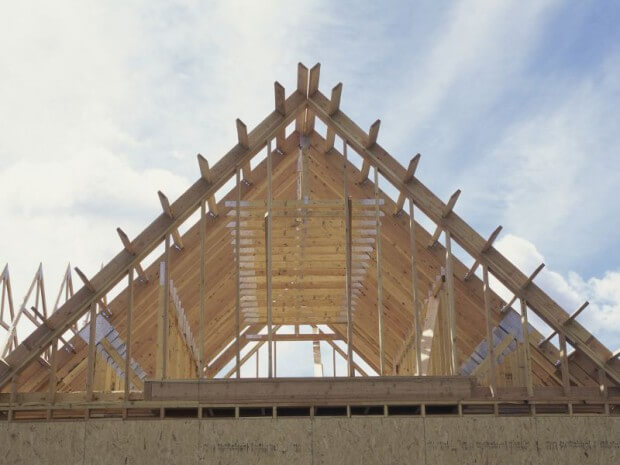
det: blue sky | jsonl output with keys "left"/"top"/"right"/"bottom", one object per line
{"left": 0, "top": 0, "right": 619, "bottom": 369}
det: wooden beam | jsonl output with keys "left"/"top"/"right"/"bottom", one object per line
{"left": 197, "top": 154, "right": 218, "bottom": 216}
{"left": 419, "top": 295, "right": 441, "bottom": 375}
{"left": 539, "top": 301, "right": 589, "bottom": 347}
{"left": 295, "top": 63, "right": 309, "bottom": 134}
{"left": 428, "top": 189, "right": 461, "bottom": 247}
{"left": 124, "top": 268, "right": 133, "bottom": 399}
{"left": 374, "top": 166, "right": 384, "bottom": 375}
{"left": 74, "top": 267, "right": 95, "bottom": 292}
{"left": 445, "top": 230, "right": 458, "bottom": 374}
{"left": 463, "top": 225, "right": 502, "bottom": 281}
{"left": 266, "top": 140, "right": 273, "bottom": 379}
{"left": 500, "top": 263, "right": 545, "bottom": 313}
{"left": 482, "top": 264, "right": 496, "bottom": 395}
{"left": 235, "top": 169, "right": 242, "bottom": 378}
{"left": 158, "top": 191, "right": 184, "bottom": 249}
{"left": 199, "top": 201, "right": 206, "bottom": 378}
{"left": 312, "top": 326, "right": 368, "bottom": 377}
{"left": 325, "top": 83, "right": 343, "bottom": 153}
{"left": 558, "top": 332, "right": 571, "bottom": 396}
{"left": 116, "top": 228, "right": 147, "bottom": 282}
{"left": 274, "top": 81, "right": 286, "bottom": 115}
{"left": 359, "top": 120, "right": 381, "bottom": 183}
{"left": 410, "top": 199, "right": 422, "bottom": 375}
{"left": 0, "top": 87, "right": 306, "bottom": 389}
{"left": 394, "top": 154, "right": 421, "bottom": 215}
{"left": 236, "top": 119, "right": 252, "bottom": 183}
{"left": 85, "top": 303, "right": 96, "bottom": 402}
{"left": 520, "top": 298, "right": 534, "bottom": 397}
{"left": 344, "top": 141, "right": 353, "bottom": 377}
{"left": 246, "top": 333, "right": 340, "bottom": 342}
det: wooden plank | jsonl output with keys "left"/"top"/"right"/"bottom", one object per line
{"left": 374, "top": 166, "right": 384, "bottom": 375}
{"left": 116, "top": 228, "right": 147, "bottom": 282}
{"left": 274, "top": 81, "right": 286, "bottom": 115}
{"left": 199, "top": 200, "right": 206, "bottom": 378}
{"left": 266, "top": 140, "right": 273, "bottom": 379}
{"left": 428, "top": 190, "right": 461, "bottom": 247}
{"left": 85, "top": 303, "right": 96, "bottom": 401}
{"left": 307, "top": 89, "right": 618, "bottom": 385}
{"left": 295, "top": 63, "right": 309, "bottom": 134}
{"left": 158, "top": 191, "right": 184, "bottom": 249}
{"left": 235, "top": 169, "right": 242, "bottom": 378}
{"left": 197, "top": 154, "right": 218, "bottom": 216}
{"left": 520, "top": 298, "right": 534, "bottom": 397}
{"left": 394, "top": 154, "right": 421, "bottom": 214}
{"left": 344, "top": 142, "right": 353, "bottom": 377}
{"left": 445, "top": 231, "right": 457, "bottom": 374}
{"left": 464, "top": 225, "right": 502, "bottom": 281}
{"left": 559, "top": 333, "right": 571, "bottom": 396}
{"left": 420, "top": 295, "right": 440, "bottom": 375}
{"left": 146, "top": 376, "right": 476, "bottom": 404}
{"left": 501, "top": 263, "right": 545, "bottom": 313}
{"left": 325, "top": 83, "right": 342, "bottom": 152}
{"left": 0, "top": 89, "right": 306, "bottom": 389}
{"left": 482, "top": 264, "right": 496, "bottom": 395}
{"left": 124, "top": 268, "right": 133, "bottom": 399}
{"left": 410, "top": 199, "right": 422, "bottom": 375}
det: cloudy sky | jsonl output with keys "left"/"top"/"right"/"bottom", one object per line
{"left": 0, "top": 0, "right": 618, "bottom": 374}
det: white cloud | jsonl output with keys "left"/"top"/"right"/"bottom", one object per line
{"left": 495, "top": 234, "right": 620, "bottom": 349}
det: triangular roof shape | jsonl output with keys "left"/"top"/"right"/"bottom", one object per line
{"left": 1, "top": 62, "right": 618, "bottom": 397}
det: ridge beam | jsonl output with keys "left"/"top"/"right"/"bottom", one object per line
{"left": 325, "top": 83, "right": 343, "bottom": 153}
{"left": 463, "top": 225, "right": 503, "bottom": 281}
{"left": 394, "top": 154, "right": 421, "bottom": 215}
{"left": 359, "top": 119, "right": 381, "bottom": 182}
{"left": 236, "top": 119, "right": 252, "bottom": 183}
{"left": 157, "top": 191, "right": 185, "bottom": 249}
{"left": 428, "top": 189, "right": 461, "bottom": 247}
{"left": 500, "top": 263, "right": 545, "bottom": 314}
{"left": 539, "top": 301, "right": 589, "bottom": 347}
{"left": 197, "top": 154, "right": 219, "bottom": 216}
{"left": 116, "top": 228, "right": 148, "bottom": 282}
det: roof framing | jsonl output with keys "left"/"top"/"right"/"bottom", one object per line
{"left": 0, "top": 62, "right": 618, "bottom": 391}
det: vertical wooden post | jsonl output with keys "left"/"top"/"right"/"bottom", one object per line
{"left": 445, "top": 231, "right": 458, "bottom": 374}
{"left": 344, "top": 140, "right": 354, "bottom": 377}
{"left": 559, "top": 333, "right": 571, "bottom": 396}
{"left": 274, "top": 340, "right": 277, "bottom": 378}
{"left": 48, "top": 338, "right": 58, "bottom": 406}
{"left": 255, "top": 348, "right": 259, "bottom": 378}
{"left": 86, "top": 302, "right": 97, "bottom": 402}
{"left": 124, "top": 268, "right": 134, "bottom": 400}
{"left": 482, "top": 264, "right": 496, "bottom": 396}
{"left": 408, "top": 199, "right": 422, "bottom": 376}
{"left": 519, "top": 297, "right": 533, "bottom": 397}
{"left": 374, "top": 166, "right": 384, "bottom": 375}
{"left": 199, "top": 200, "right": 206, "bottom": 378}
{"left": 266, "top": 140, "right": 273, "bottom": 379}
{"left": 235, "top": 168, "right": 242, "bottom": 378}
{"left": 163, "top": 234, "right": 170, "bottom": 379}
{"left": 8, "top": 376, "right": 16, "bottom": 422}
{"left": 333, "top": 346, "right": 336, "bottom": 377}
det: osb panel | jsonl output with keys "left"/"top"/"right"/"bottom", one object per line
{"left": 424, "top": 417, "right": 538, "bottom": 465}
{"left": 1, "top": 416, "right": 619, "bottom": 464}
{"left": 84, "top": 420, "right": 201, "bottom": 465}
{"left": 535, "top": 416, "right": 620, "bottom": 464}
{"left": 312, "top": 418, "right": 424, "bottom": 465}
{"left": 5, "top": 421, "right": 84, "bottom": 465}
{"left": 205, "top": 418, "right": 312, "bottom": 465}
